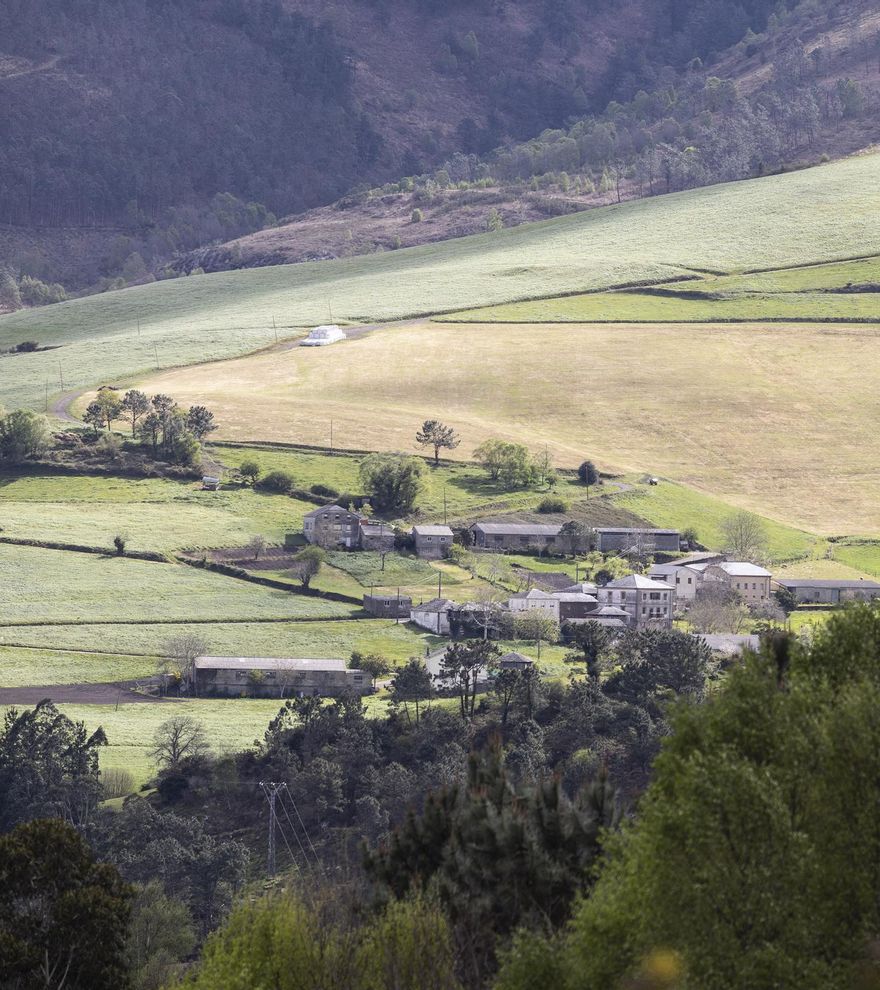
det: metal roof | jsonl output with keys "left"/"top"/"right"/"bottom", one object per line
{"left": 471, "top": 523, "right": 562, "bottom": 535}
{"left": 594, "top": 527, "right": 680, "bottom": 535}
{"left": 552, "top": 593, "right": 599, "bottom": 603}
{"left": 195, "top": 656, "right": 347, "bottom": 671}
{"left": 715, "top": 562, "right": 772, "bottom": 577}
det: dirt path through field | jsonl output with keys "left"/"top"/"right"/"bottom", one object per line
{"left": 0, "top": 680, "right": 177, "bottom": 705}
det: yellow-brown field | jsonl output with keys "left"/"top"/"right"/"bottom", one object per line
{"left": 133, "top": 320, "right": 880, "bottom": 535}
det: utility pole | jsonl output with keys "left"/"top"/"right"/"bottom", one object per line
{"left": 443, "top": 486, "right": 448, "bottom": 526}
{"left": 260, "top": 781, "right": 284, "bottom": 879}
{"left": 153, "top": 343, "right": 159, "bottom": 369}
{"left": 329, "top": 419, "right": 334, "bottom": 455}
{"left": 44, "top": 381, "right": 49, "bottom": 412}
{"left": 438, "top": 570, "right": 442, "bottom": 599}
{"left": 272, "top": 315, "right": 278, "bottom": 343}
{"left": 59, "top": 362, "right": 64, "bottom": 391}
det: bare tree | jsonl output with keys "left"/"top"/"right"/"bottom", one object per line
{"left": 159, "top": 632, "right": 209, "bottom": 694}
{"left": 247, "top": 534, "right": 266, "bottom": 561}
{"left": 150, "top": 716, "right": 210, "bottom": 772}
{"left": 721, "top": 511, "right": 769, "bottom": 562}
{"left": 687, "top": 584, "right": 749, "bottom": 634}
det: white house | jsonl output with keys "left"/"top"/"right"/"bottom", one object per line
{"left": 597, "top": 574, "right": 674, "bottom": 629}
{"left": 700, "top": 561, "right": 772, "bottom": 604}
{"left": 410, "top": 598, "right": 454, "bottom": 635}
{"left": 648, "top": 561, "right": 704, "bottom": 600}
{"left": 507, "top": 588, "right": 560, "bottom": 622}
{"left": 301, "top": 324, "right": 347, "bottom": 346}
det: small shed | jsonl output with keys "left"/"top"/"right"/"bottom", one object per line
{"left": 363, "top": 593, "right": 413, "bottom": 619}
{"left": 202, "top": 476, "right": 220, "bottom": 491}
{"left": 498, "top": 651, "right": 535, "bottom": 671}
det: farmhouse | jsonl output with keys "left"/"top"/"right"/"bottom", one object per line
{"left": 648, "top": 561, "right": 704, "bottom": 600}
{"left": 303, "top": 505, "right": 364, "bottom": 549}
{"left": 594, "top": 528, "right": 681, "bottom": 554}
{"left": 410, "top": 598, "right": 454, "bottom": 634}
{"left": 579, "top": 604, "right": 631, "bottom": 628}
{"left": 597, "top": 574, "right": 674, "bottom": 629}
{"left": 412, "top": 524, "right": 454, "bottom": 559}
{"left": 363, "top": 593, "right": 413, "bottom": 619}
{"left": 553, "top": 591, "right": 601, "bottom": 622}
{"left": 301, "top": 324, "right": 346, "bottom": 346}
{"left": 508, "top": 588, "right": 560, "bottom": 621}
{"left": 776, "top": 578, "right": 880, "bottom": 604}
{"left": 470, "top": 522, "right": 562, "bottom": 552}
{"left": 700, "top": 561, "right": 772, "bottom": 603}
{"left": 193, "top": 656, "right": 371, "bottom": 698}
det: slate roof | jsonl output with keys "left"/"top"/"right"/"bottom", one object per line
{"left": 594, "top": 527, "right": 680, "bottom": 535}
{"left": 552, "top": 593, "right": 599, "bottom": 603}
{"left": 195, "top": 656, "right": 347, "bottom": 671}
{"left": 412, "top": 525, "right": 454, "bottom": 537}
{"left": 411, "top": 598, "right": 455, "bottom": 612}
{"left": 714, "top": 562, "right": 772, "bottom": 577}
{"left": 601, "top": 574, "right": 674, "bottom": 591}
{"left": 562, "top": 582, "right": 599, "bottom": 594}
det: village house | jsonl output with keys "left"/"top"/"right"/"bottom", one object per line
{"left": 508, "top": 588, "right": 561, "bottom": 621}
{"left": 776, "top": 578, "right": 880, "bottom": 605}
{"left": 412, "top": 524, "right": 454, "bottom": 559}
{"left": 648, "top": 561, "right": 704, "bottom": 600}
{"left": 597, "top": 574, "right": 674, "bottom": 628}
{"left": 469, "top": 522, "right": 562, "bottom": 552}
{"left": 580, "top": 604, "right": 631, "bottom": 628}
{"left": 699, "top": 561, "right": 772, "bottom": 604}
{"left": 303, "top": 504, "right": 364, "bottom": 549}
{"left": 594, "top": 527, "right": 681, "bottom": 554}
{"left": 193, "top": 656, "right": 371, "bottom": 698}
{"left": 363, "top": 593, "right": 413, "bottom": 619}
{"left": 410, "top": 598, "right": 454, "bottom": 634}
{"left": 561, "top": 581, "right": 599, "bottom": 596}
{"left": 553, "top": 591, "right": 601, "bottom": 623}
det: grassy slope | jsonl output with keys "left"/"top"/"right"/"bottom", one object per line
{"left": 141, "top": 319, "right": 880, "bottom": 535}
{"left": 0, "top": 544, "right": 354, "bottom": 624}
{"left": 2, "top": 153, "right": 879, "bottom": 411}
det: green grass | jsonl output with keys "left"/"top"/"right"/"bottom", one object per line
{"left": 829, "top": 540, "right": 880, "bottom": 577}
{"left": 0, "top": 470, "right": 317, "bottom": 552}
{"left": 213, "top": 443, "right": 582, "bottom": 524}
{"left": 0, "top": 618, "right": 440, "bottom": 665}
{"left": 0, "top": 544, "right": 356, "bottom": 624}
{"left": 611, "top": 480, "right": 818, "bottom": 563}
{"left": 3, "top": 153, "right": 880, "bottom": 411}
{"left": 443, "top": 288, "right": 880, "bottom": 323}
{"left": 0, "top": 646, "right": 158, "bottom": 686}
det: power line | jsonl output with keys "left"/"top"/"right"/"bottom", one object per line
{"left": 277, "top": 789, "right": 314, "bottom": 870}
{"left": 282, "top": 787, "right": 321, "bottom": 868}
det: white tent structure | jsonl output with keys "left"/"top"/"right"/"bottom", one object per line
{"left": 301, "top": 324, "right": 347, "bottom": 346}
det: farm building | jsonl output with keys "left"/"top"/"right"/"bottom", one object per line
{"left": 193, "top": 657, "right": 371, "bottom": 698}
{"left": 594, "top": 528, "right": 681, "bottom": 554}
{"left": 597, "top": 574, "right": 674, "bottom": 629}
{"left": 303, "top": 505, "right": 364, "bottom": 549}
{"left": 358, "top": 522, "right": 396, "bottom": 552}
{"left": 561, "top": 581, "right": 599, "bottom": 596}
{"left": 412, "top": 525, "right": 454, "bottom": 559}
{"left": 363, "top": 593, "right": 413, "bottom": 619}
{"left": 301, "top": 324, "right": 347, "bottom": 346}
{"left": 470, "top": 522, "right": 562, "bottom": 552}
{"left": 410, "top": 598, "right": 455, "bottom": 634}
{"left": 648, "top": 561, "right": 704, "bottom": 600}
{"left": 553, "top": 591, "right": 601, "bottom": 622}
{"left": 776, "top": 578, "right": 880, "bottom": 604}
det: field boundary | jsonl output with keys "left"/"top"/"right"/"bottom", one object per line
{"left": 0, "top": 535, "right": 169, "bottom": 562}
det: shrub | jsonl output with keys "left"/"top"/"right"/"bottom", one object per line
{"left": 239, "top": 459, "right": 261, "bottom": 485}
{"left": 14, "top": 341, "right": 39, "bottom": 353}
{"left": 18, "top": 275, "right": 67, "bottom": 306}
{"left": 538, "top": 496, "right": 568, "bottom": 513}
{"left": 113, "top": 534, "right": 126, "bottom": 555}
{"left": 310, "top": 483, "right": 339, "bottom": 498}
{"left": 257, "top": 469, "right": 294, "bottom": 494}
{"left": 411, "top": 208, "right": 423, "bottom": 223}
{"left": 102, "top": 767, "right": 134, "bottom": 799}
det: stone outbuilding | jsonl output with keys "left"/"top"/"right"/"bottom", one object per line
{"left": 412, "top": 525, "right": 454, "bottom": 559}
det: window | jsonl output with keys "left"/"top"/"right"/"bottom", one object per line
{"left": 642, "top": 607, "right": 646, "bottom": 615}
{"left": 688, "top": 577, "right": 692, "bottom": 584}
{"left": 649, "top": 592, "right": 661, "bottom": 600}
{"left": 426, "top": 536, "right": 433, "bottom": 542}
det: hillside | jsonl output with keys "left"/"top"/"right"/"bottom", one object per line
{"left": 186, "top": 0, "right": 880, "bottom": 273}
{"left": 0, "top": 0, "right": 853, "bottom": 291}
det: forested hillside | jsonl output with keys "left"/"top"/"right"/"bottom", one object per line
{"left": 0, "top": 0, "right": 829, "bottom": 292}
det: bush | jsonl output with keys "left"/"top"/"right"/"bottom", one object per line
{"left": 310, "top": 483, "right": 339, "bottom": 498}
{"left": 239, "top": 459, "right": 261, "bottom": 485}
{"left": 102, "top": 767, "right": 134, "bottom": 799}
{"left": 18, "top": 275, "right": 67, "bottom": 306}
{"left": 257, "top": 469, "right": 294, "bottom": 494}
{"left": 538, "top": 496, "right": 568, "bottom": 513}
{"left": 14, "top": 341, "right": 39, "bottom": 353}
{"left": 113, "top": 534, "right": 126, "bottom": 555}
{"left": 411, "top": 208, "right": 423, "bottom": 223}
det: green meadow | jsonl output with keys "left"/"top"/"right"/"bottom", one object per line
{"left": 1, "top": 152, "right": 879, "bottom": 411}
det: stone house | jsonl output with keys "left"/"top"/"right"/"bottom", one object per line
{"left": 303, "top": 504, "right": 364, "bottom": 549}
{"left": 597, "top": 574, "right": 674, "bottom": 628}
{"left": 193, "top": 656, "right": 371, "bottom": 698}
{"left": 358, "top": 522, "right": 396, "bottom": 552}
{"left": 648, "top": 561, "right": 704, "bottom": 600}
{"left": 412, "top": 525, "right": 454, "bottom": 559}
{"left": 469, "top": 522, "right": 562, "bottom": 552}
{"left": 508, "top": 588, "right": 560, "bottom": 622}
{"left": 553, "top": 591, "right": 601, "bottom": 623}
